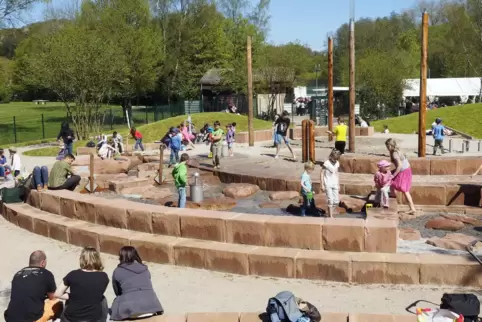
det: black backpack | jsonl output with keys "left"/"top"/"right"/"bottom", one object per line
{"left": 440, "top": 293, "right": 480, "bottom": 322}
{"left": 86, "top": 141, "right": 96, "bottom": 148}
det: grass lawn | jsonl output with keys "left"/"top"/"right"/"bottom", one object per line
{"left": 23, "top": 112, "right": 273, "bottom": 156}
{"left": 371, "top": 103, "right": 482, "bottom": 138}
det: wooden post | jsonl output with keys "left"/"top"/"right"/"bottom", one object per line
{"left": 158, "top": 144, "right": 164, "bottom": 184}
{"left": 301, "top": 120, "right": 308, "bottom": 162}
{"left": 89, "top": 153, "right": 94, "bottom": 193}
{"left": 348, "top": 18, "right": 356, "bottom": 152}
{"left": 247, "top": 35, "right": 254, "bottom": 147}
{"left": 418, "top": 11, "right": 429, "bottom": 157}
{"left": 309, "top": 120, "right": 315, "bottom": 163}
{"left": 328, "top": 37, "right": 334, "bottom": 142}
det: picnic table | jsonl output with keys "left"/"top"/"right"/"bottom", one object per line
{"left": 33, "top": 100, "right": 49, "bottom": 105}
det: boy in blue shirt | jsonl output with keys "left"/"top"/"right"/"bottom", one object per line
{"left": 432, "top": 118, "right": 445, "bottom": 155}
{"left": 169, "top": 127, "right": 182, "bottom": 167}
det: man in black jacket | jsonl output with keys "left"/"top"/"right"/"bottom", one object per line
{"left": 57, "top": 122, "right": 75, "bottom": 156}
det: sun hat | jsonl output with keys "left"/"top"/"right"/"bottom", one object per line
{"left": 8, "top": 147, "right": 17, "bottom": 153}
{"left": 377, "top": 160, "right": 391, "bottom": 168}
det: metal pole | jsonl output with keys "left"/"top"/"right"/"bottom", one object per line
{"left": 328, "top": 37, "right": 334, "bottom": 142}
{"left": 41, "top": 114, "right": 45, "bottom": 139}
{"left": 89, "top": 153, "right": 94, "bottom": 193}
{"left": 247, "top": 35, "right": 254, "bottom": 147}
{"left": 158, "top": 144, "right": 164, "bottom": 184}
{"left": 13, "top": 116, "right": 17, "bottom": 143}
{"left": 348, "top": 18, "right": 356, "bottom": 152}
{"left": 449, "top": 139, "right": 452, "bottom": 153}
{"left": 418, "top": 11, "right": 429, "bottom": 157}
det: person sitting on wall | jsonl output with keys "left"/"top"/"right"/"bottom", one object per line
{"left": 48, "top": 154, "right": 81, "bottom": 191}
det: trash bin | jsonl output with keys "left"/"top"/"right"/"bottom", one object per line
{"left": 222, "top": 142, "right": 229, "bottom": 157}
{"left": 190, "top": 172, "right": 204, "bottom": 203}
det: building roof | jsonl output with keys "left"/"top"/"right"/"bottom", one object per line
{"left": 200, "top": 68, "right": 296, "bottom": 86}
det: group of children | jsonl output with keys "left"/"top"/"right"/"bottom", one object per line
{"left": 0, "top": 147, "right": 22, "bottom": 181}
{"left": 300, "top": 148, "right": 394, "bottom": 217}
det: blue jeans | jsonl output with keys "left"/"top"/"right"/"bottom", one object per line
{"left": 64, "top": 142, "right": 73, "bottom": 156}
{"left": 134, "top": 139, "right": 144, "bottom": 151}
{"left": 300, "top": 193, "right": 317, "bottom": 217}
{"left": 33, "top": 166, "right": 49, "bottom": 188}
{"left": 170, "top": 149, "right": 179, "bottom": 165}
{"left": 178, "top": 187, "right": 186, "bottom": 208}
{"left": 0, "top": 165, "right": 4, "bottom": 178}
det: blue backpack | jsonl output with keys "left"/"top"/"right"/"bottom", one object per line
{"left": 266, "top": 291, "right": 303, "bottom": 322}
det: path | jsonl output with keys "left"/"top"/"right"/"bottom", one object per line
{"left": 0, "top": 218, "right": 478, "bottom": 315}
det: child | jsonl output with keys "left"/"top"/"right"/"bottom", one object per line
{"left": 432, "top": 117, "right": 445, "bottom": 155}
{"left": 320, "top": 149, "right": 341, "bottom": 218}
{"left": 112, "top": 131, "right": 124, "bottom": 153}
{"left": 0, "top": 148, "right": 7, "bottom": 179}
{"left": 231, "top": 122, "right": 236, "bottom": 141}
{"left": 8, "top": 147, "right": 21, "bottom": 177}
{"left": 172, "top": 153, "right": 189, "bottom": 208}
{"left": 169, "top": 127, "right": 182, "bottom": 167}
{"left": 226, "top": 123, "right": 235, "bottom": 157}
{"left": 211, "top": 121, "right": 224, "bottom": 169}
{"left": 374, "top": 160, "right": 393, "bottom": 208}
{"left": 300, "top": 162, "right": 317, "bottom": 217}
{"left": 383, "top": 125, "right": 389, "bottom": 134}
{"left": 326, "top": 117, "right": 347, "bottom": 155}
{"left": 130, "top": 127, "right": 144, "bottom": 151}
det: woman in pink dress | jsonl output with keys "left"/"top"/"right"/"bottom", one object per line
{"left": 385, "top": 138, "right": 416, "bottom": 214}
{"left": 180, "top": 122, "right": 195, "bottom": 149}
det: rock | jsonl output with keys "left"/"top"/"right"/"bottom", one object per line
{"left": 223, "top": 183, "right": 259, "bottom": 199}
{"left": 425, "top": 217, "right": 465, "bottom": 231}
{"left": 125, "top": 156, "right": 143, "bottom": 170}
{"left": 143, "top": 155, "right": 160, "bottom": 163}
{"left": 142, "top": 188, "right": 174, "bottom": 201}
{"left": 269, "top": 191, "right": 299, "bottom": 201}
{"left": 157, "top": 196, "right": 236, "bottom": 211}
{"left": 259, "top": 202, "right": 281, "bottom": 208}
{"left": 399, "top": 228, "right": 421, "bottom": 241}
{"left": 120, "top": 185, "right": 152, "bottom": 195}
{"left": 441, "top": 214, "right": 482, "bottom": 226}
{"left": 426, "top": 233, "right": 479, "bottom": 251}
{"left": 138, "top": 163, "right": 159, "bottom": 172}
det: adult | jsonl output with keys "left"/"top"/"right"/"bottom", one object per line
{"left": 272, "top": 114, "right": 280, "bottom": 147}
{"left": 48, "top": 154, "right": 81, "bottom": 191}
{"left": 274, "top": 111, "right": 296, "bottom": 160}
{"left": 57, "top": 122, "right": 75, "bottom": 156}
{"left": 326, "top": 117, "right": 348, "bottom": 155}
{"left": 112, "top": 131, "right": 124, "bottom": 153}
{"left": 4, "top": 250, "right": 62, "bottom": 322}
{"left": 8, "top": 147, "right": 21, "bottom": 177}
{"left": 55, "top": 247, "right": 109, "bottom": 322}
{"left": 385, "top": 138, "right": 416, "bottom": 214}
{"left": 110, "top": 246, "right": 164, "bottom": 321}
{"left": 32, "top": 165, "right": 49, "bottom": 191}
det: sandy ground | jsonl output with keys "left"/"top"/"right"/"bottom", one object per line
{"left": 0, "top": 218, "right": 480, "bottom": 316}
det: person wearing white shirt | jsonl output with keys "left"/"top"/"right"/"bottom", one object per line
{"left": 320, "top": 149, "right": 341, "bottom": 218}
{"left": 8, "top": 147, "right": 21, "bottom": 177}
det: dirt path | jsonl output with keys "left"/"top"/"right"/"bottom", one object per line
{"left": 0, "top": 218, "right": 478, "bottom": 315}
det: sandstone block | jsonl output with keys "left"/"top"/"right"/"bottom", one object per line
{"left": 130, "top": 234, "right": 180, "bottom": 264}
{"left": 27, "top": 190, "right": 40, "bottom": 208}
{"left": 364, "top": 218, "right": 397, "bottom": 253}
{"left": 98, "top": 228, "right": 132, "bottom": 255}
{"left": 425, "top": 217, "right": 464, "bottom": 231}
{"left": 351, "top": 253, "right": 387, "bottom": 284}
{"left": 385, "top": 253, "right": 420, "bottom": 285}
{"left": 225, "top": 214, "right": 269, "bottom": 246}
{"left": 295, "top": 250, "right": 350, "bottom": 282}
{"left": 399, "top": 228, "right": 421, "bottom": 241}
{"left": 430, "top": 159, "right": 458, "bottom": 175}
{"left": 268, "top": 191, "right": 299, "bottom": 201}
{"left": 152, "top": 208, "right": 181, "bottom": 237}
{"left": 39, "top": 191, "right": 60, "bottom": 215}
{"left": 409, "top": 186, "right": 446, "bottom": 206}
{"left": 248, "top": 247, "right": 298, "bottom": 278}
{"left": 179, "top": 209, "right": 232, "bottom": 242}
{"left": 146, "top": 314, "right": 186, "bottom": 322}
{"left": 68, "top": 223, "right": 100, "bottom": 249}
{"left": 94, "top": 200, "right": 128, "bottom": 229}
{"left": 127, "top": 208, "right": 153, "bottom": 233}
{"left": 204, "top": 242, "right": 255, "bottom": 275}
{"left": 322, "top": 218, "right": 365, "bottom": 252}
{"left": 223, "top": 183, "right": 260, "bottom": 199}
{"left": 173, "top": 240, "right": 207, "bottom": 269}
{"left": 186, "top": 313, "right": 239, "bottom": 322}
{"left": 409, "top": 158, "right": 431, "bottom": 175}
{"left": 265, "top": 216, "right": 323, "bottom": 250}
{"left": 33, "top": 217, "right": 50, "bottom": 237}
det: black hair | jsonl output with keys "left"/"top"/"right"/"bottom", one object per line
{"left": 232, "top": 122, "right": 237, "bottom": 126}
{"left": 214, "top": 120, "right": 220, "bottom": 126}
{"left": 65, "top": 154, "right": 75, "bottom": 160}
{"left": 180, "top": 153, "right": 190, "bottom": 162}
{"left": 118, "top": 246, "right": 143, "bottom": 265}
{"left": 113, "top": 131, "right": 118, "bottom": 135}
{"left": 282, "top": 111, "right": 289, "bottom": 116}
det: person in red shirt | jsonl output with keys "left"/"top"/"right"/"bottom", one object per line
{"left": 130, "top": 127, "right": 144, "bottom": 151}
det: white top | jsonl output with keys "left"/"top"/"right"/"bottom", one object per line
{"left": 10, "top": 154, "right": 21, "bottom": 171}
{"left": 383, "top": 129, "right": 390, "bottom": 134}
{"left": 98, "top": 144, "right": 115, "bottom": 159}
{"left": 322, "top": 160, "right": 339, "bottom": 187}
{"left": 360, "top": 121, "right": 368, "bottom": 127}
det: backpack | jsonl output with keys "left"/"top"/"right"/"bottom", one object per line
{"left": 86, "top": 141, "right": 96, "bottom": 148}
{"left": 266, "top": 291, "right": 302, "bottom": 322}
{"left": 440, "top": 293, "right": 480, "bottom": 322}
{"left": 297, "top": 298, "right": 321, "bottom": 322}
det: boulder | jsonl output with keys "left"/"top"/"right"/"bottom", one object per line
{"left": 223, "top": 183, "right": 259, "bottom": 199}
{"left": 426, "top": 233, "right": 481, "bottom": 251}
{"left": 399, "top": 228, "right": 421, "bottom": 241}
{"left": 142, "top": 188, "right": 175, "bottom": 201}
{"left": 157, "top": 196, "right": 236, "bottom": 210}
{"left": 259, "top": 202, "right": 282, "bottom": 209}
{"left": 269, "top": 191, "right": 299, "bottom": 201}
{"left": 95, "top": 159, "right": 131, "bottom": 174}
{"left": 143, "top": 155, "right": 160, "bottom": 163}
{"left": 441, "top": 214, "right": 482, "bottom": 226}
{"left": 425, "top": 217, "right": 465, "bottom": 231}
{"left": 125, "top": 156, "right": 143, "bottom": 170}
{"left": 138, "top": 163, "right": 159, "bottom": 172}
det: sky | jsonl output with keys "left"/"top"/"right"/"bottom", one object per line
{"left": 27, "top": 0, "right": 415, "bottom": 51}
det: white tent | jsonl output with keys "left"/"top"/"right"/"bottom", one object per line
{"left": 403, "top": 77, "right": 481, "bottom": 98}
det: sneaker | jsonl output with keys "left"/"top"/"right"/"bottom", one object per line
{"left": 274, "top": 155, "right": 279, "bottom": 159}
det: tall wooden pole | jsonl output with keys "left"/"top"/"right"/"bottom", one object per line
{"left": 418, "top": 11, "right": 429, "bottom": 157}
{"left": 328, "top": 37, "right": 334, "bottom": 142}
{"left": 89, "top": 153, "right": 94, "bottom": 193}
{"left": 247, "top": 36, "right": 254, "bottom": 147}
{"left": 348, "top": 18, "right": 356, "bottom": 152}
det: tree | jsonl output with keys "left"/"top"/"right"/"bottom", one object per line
{"left": 15, "top": 23, "right": 121, "bottom": 138}
{"left": 0, "top": 0, "right": 47, "bottom": 26}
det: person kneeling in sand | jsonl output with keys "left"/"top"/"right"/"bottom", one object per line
{"left": 48, "top": 154, "right": 81, "bottom": 191}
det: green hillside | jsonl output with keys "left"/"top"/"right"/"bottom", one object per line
{"left": 371, "top": 103, "right": 482, "bottom": 138}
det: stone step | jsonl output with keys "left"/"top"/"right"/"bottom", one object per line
{"left": 3, "top": 201, "right": 482, "bottom": 287}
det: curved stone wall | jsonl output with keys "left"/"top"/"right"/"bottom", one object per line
{"left": 339, "top": 155, "right": 482, "bottom": 175}
{"left": 3, "top": 200, "right": 482, "bottom": 287}
{"left": 26, "top": 190, "right": 397, "bottom": 253}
